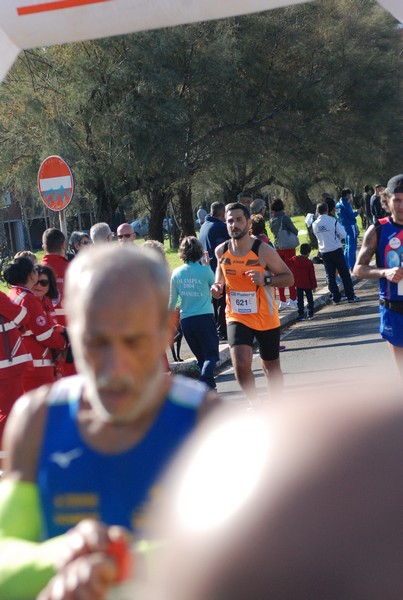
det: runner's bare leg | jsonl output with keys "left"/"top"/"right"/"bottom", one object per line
{"left": 230, "top": 345, "right": 258, "bottom": 406}
{"left": 261, "top": 358, "right": 283, "bottom": 393}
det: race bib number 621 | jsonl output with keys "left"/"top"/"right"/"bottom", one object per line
{"left": 230, "top": 291, "right": 257, "bottom": 314}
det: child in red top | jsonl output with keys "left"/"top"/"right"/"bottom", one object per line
{"left": 289, "top": 243, "right": 318, "bottom": 320}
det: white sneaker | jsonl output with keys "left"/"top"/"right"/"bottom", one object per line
{"left": 278, "top": 301, "right": 287, "bottom": 310}
{"left": 287, "top": 299, "right": 298, "bottom": 309}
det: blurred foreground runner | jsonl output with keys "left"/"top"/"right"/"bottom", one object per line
{"left": 0, "top": 244, "right": 219, "bottom": 599}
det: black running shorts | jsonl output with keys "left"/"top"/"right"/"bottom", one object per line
{"left": 227, "top": 321, "right": 281, "bottom": 361}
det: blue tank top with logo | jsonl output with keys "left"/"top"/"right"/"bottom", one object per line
{"left": 36, "top": 374, "right": 206, "bottom": 539}
{"left": 376, "top": 217, "right": 403, "bottom": 301}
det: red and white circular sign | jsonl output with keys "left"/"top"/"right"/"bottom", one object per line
{"left": 37, "top": 155, "right": 74, "bottom": 212}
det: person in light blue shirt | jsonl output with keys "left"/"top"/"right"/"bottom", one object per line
{"left": 169, "top": 237, "right": 219, "bottom": 389}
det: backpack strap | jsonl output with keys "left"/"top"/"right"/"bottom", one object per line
{"left": 251, "top": 238, "right": 262, "bottom": 257}
{"left": 222, "top": 240, "right": 230, "bottom": 254}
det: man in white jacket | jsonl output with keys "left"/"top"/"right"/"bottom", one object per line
{"left": 312, "top": 202, "right": 359, "bottom": 304}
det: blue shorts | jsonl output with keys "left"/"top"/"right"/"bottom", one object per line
{"left": 379, "top": 305, "right": 403, "bottom": 347}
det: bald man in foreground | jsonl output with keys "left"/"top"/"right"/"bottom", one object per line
{"left": 0, "top": 245, "right": 219, "bottom": 599}
{"left": 39, "top": 378, "right": 403, "bottom": 599}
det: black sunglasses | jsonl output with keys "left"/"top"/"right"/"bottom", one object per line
{"left": 37, "top": 279, "right": 50, "bottom": 287}
{"left": 117, "top": 233, "right": 133, "bottom": 239}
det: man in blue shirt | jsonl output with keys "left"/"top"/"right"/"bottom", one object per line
{"left": 336, "top": 188, "right": 359, "bottom": 270}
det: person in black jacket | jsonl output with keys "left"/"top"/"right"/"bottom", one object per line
{"left": 363, "top": 185, "right": 374, "bottom": 229}
{"left": 370, "top": 184, "right": 386, "bottom": 224}
{"left": 199, "top": 202, "right": 230, "bottom": 340}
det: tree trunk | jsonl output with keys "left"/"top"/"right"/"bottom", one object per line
{"left": 223, "top": 183, "right": 241, "bottom": 204}
{"left": 148, "top": 189, "right": 169, "bottom": 242}
{"left": 176, "top": 180, "right": 195, "bottom": 238}
{"left": 292, "top": 186, "right": 316, "bottom": 216}
{"left": 93, "top": 180, "right": 116, "bottom": 224}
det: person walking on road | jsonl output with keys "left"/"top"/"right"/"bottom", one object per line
{"left": 170, "top": 237, "right": 219, "bottom": 389}
{"left": 313, "top": 202, "right": 360, "bottom": 305}
{"left": 269, "top": 198, "right": 299, "bottom": 310}
{"left": 354, "top": 174, "right": 403, "bottom": 378}
{"left": 211, "top": 202, "right": 293, "bottom": 403}
{"left": 336, "top": 188, "right": 359, "bottom": 270}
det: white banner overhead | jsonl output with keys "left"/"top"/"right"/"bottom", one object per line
{"left": 0, "top": 0, "right": 401, "bottom": 83}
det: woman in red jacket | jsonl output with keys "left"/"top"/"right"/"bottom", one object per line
{"left": 0, "top": 290, "right": 32, "bottom": 446}
{"left": 4, "top": 257, "right": 66, "bottom": 393}
{"left": 33, "top": 264, "right": 66, "bottom": 380}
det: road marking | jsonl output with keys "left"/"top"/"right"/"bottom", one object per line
{"left": 17, "top": 0, "right": 111, "bottom": 16}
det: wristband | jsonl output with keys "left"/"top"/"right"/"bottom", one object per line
{"left": 107, "top": 537, "right": 133, "bottom": 583}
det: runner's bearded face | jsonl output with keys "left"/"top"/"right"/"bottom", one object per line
{"left": 389, "top": 194, "right": 403, "bottom": 225}
{"left": 226, "top": 210, "right": 249, "bottom": 240}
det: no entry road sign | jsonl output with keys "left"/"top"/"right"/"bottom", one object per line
{"left": 37, "top": 155, "right": 74, "bottom": 211}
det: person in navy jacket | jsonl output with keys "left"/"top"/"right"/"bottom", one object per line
{"left": 199, "top": 202, "right": 230, "bottom": 340}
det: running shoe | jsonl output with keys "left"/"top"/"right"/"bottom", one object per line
{"left": 287, "top": 299, "right": 298, "bottom": 309}
{"left": 278, "top": 301, "right": 287, "bottom": 310}
{"left": 348, "top": 296, "right": 361, "bottom": 303}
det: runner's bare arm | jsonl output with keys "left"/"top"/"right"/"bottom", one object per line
{"left": 211, "top": 244, "right": 226, "bottom": 298}
{"left": 0, "top": 392, "right": 129, "bottom": 600}
{"left": 3, "top": 387, "right": 49, "bottom": 482}
{"left": 246, "top": 244, "right": 293, "bottom": 288}
{"left": 354, "top": 225, "right": 403, "bottom": 282}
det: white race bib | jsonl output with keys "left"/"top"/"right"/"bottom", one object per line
{"left": 230, "top": 291, "right": 257, "bottom": 314}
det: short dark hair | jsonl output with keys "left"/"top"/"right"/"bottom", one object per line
{"left": 225, "top": 202, "right": 250, "bottom": 219}
{"left": 300, "top": 243, "right": 311, "bottom": 256}
{"left": 3, "top": 256, "right": 36, "bottom": 286}
{"left": 42, "top": 228, "right": 66, "bottom": 253}
{"left": 179, "top": 236, "right": 204, "bottom": 263}
{"left": 210, "top": 202, "right": 225, "bottom": 217}
{"left": 271, "top": 198, "right": 284, "bottom": 212}
{"left": 341, "top": 188, "right": 352, "bottom": 197}
{"left": 317, "top": 202, "right": 328, "bottom": 215}
{"left": 325, "top": 197, "right": 336, "bottom": 213}
{"left": 364, "top": 185, "right": 374, "bottom": 194}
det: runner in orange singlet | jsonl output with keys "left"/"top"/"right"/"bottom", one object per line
{"left": 211, "top": 203, "right": 294, "bottom": 403}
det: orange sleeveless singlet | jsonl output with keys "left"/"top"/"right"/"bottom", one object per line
{"left": 220, "top": 239, "right": 280, "bottom": 331}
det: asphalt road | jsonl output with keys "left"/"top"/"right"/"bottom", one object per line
{"left": 216, "top": 277, "right": 400, "bottom": 406}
